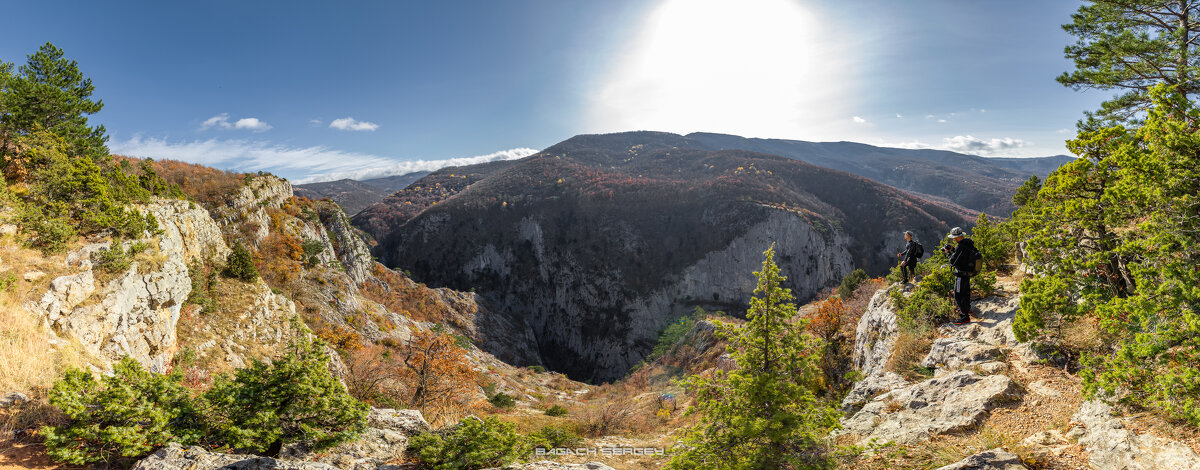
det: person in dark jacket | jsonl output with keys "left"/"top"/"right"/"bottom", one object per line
{"left": 943, "top": 227, "right": 975, "bottom": 324}
{"left": 896, "top": 231, "right": 919, "bottom": 284}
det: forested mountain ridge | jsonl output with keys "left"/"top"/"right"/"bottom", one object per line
{"left": 684, "top": 132, "right": 1073, "bottom": 215}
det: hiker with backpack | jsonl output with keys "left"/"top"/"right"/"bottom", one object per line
{"left": 896, "top": 231, "right": 923, "bottom": 284}
{"left": 942, "top": 226, "right": 980, "bottom": 324}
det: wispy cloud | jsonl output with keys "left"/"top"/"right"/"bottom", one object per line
{"left": 110, "top": 136, "right": 537, "bottom": 183}
{"left": 852, "top": 116, "right": 867, "bottom": 124}
{"left": 200, "top": 113, "right": 231, "bottom": 130}
{"left": 941, "top": 135, "right": 1029, "bottom": 154}
{"left": 330, "top": 117, "right": 379, "bottom": 131}
{"left": 199, "top": 113, "right": 271, "bottom": 132}
{"left": 296, "top": 147, "right": 540, "bottom": 183}
{"left": 886, "top": 135, "right": 1030, "bottom": 156}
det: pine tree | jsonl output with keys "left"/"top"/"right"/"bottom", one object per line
{"left": 0, "top": 42, "right": 107, "bottom": 162}
{"left": 667, "top": 245, "right": 839, "bottom": 469}
{"left": 204, "top": 333, "right": 369, "bottom": 455}
{"left": 41, "top": 358, "right": 199, "bottom": 466}
{"left": 1059, "top": 1, "right": 1200, "bottom": 127}
{"left": 224, "top": 241, "right": 259, "bottom": 282}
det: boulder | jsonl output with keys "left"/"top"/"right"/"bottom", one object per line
{"left": 368, "top": 408, "right": 431, "bottom": 434}
{"left": 132, "top": 444, "right": 337, "bottom": 470}
{"left": 36, "top": 271, "right": 96, "bottom": 323}
{"left": 934, "top": 448, "right": 1028, "bottom": 470}
{"left": 282, "top": 408, "right": 429, "bottom": 469}
{"left": 921, "top": 337, "right": 1002, "bottom": 374}
{"left": 1069, "top": 400, "right": 1200, "bottom": 470}
{"left": 0, "top": 392, "right": 30, "bottom": 407}
{"left": 492, "top": 462, "right": 617, "bottom": 470}
{"left": 23, "top": 270, "right": 46, "bottom": 282}
{"left": 1021, "top": 430, "right": 1071, "bottom": 461}
{"left": 838, "top": 370, "right": 1022, "bottom": 445}
{"left": 842, "top": 372, "right": 908, "bottom": 411}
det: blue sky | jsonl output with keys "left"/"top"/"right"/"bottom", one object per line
{"left": 1, "top": 1, "right": 1105, "bottom": 182}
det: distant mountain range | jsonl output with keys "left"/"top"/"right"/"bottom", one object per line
{"left": 684, "top": 132, "right": 1074, "bottom": 215}
{"left": 294, "top": 172, "right": 429, "bottom": 215}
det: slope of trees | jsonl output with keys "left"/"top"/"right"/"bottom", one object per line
{"left": 1014, "top": 86, "right": 1200, "bottom": 426}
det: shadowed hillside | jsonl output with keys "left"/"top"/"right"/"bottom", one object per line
{"left": 294, "top": 171, "right": 430, "bottom": 215}
{"left": 361, "top": 131, "right": 973, "bottom": 382}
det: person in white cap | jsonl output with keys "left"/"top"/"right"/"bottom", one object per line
{"left": 942, "top": 227, "right": 975, "bottom": 324}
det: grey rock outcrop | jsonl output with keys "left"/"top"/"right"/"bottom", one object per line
{"left": 838, "top": 370, "right": 1022, "bottom": 445}
{"left": 143, "top": 199, "right": 231, "bottom": 262}
{"left": 30, "top": 199, "right": 232, "bottom": 372}
{"left": 852, "top": 289, "right": 900, "bottom": 378}
{"left": 37, "top": 246, "right": 190, "bottom": 372}
{"left": 318, "top": 203, "right": 375, "bottom": 285}
{"left": 132, "top": 444, "right": 337, "bottom": 470}
{"left": 36, "top": 270, "right": 96, "bottom": 323}
{"left": 934, "top": 448, "right": 1028, "bottom": 470}
{"left": 1021, "top": 430, "right": 1072, "bottom": 461}
{"left": 842, "top": 289, "right": 905, "bottom": 410}
{"left": 1069, "top": 400, "right": 1200, "bottom": 469}
{"left": 183, "top": 280, "right": 297, "bottom": 369}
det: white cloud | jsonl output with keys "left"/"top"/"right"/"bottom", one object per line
{"left": 330, "top": 117, "right": 379, "bottom": 131}
{"left": 852, "top": 116, "right": 867, "bottom": 124}
{"left": 199, "top": 113, "right": 271, "bottom": 132}
{"left": 234, "top": 117, "right": 271, "bottom": 132}
{"left": 937, "top": 119, "right": 947, "bottom": 123}
{"left": 881, "top": 135, "right": 1030, "bottom": 156}
{"left": 296, "top": 147, "right": 540, "bottom": 183}
{"left": 895, "top": 113, "right": 903, "bottom": 119}
{"left": 309, "top": 119, "right": 323, "bottom": 126}
{"left": 940, "top": 135, "right": 1030, "bottom": 155}
{"left": 110, "top": 136, "right": 537, "bottom": 183}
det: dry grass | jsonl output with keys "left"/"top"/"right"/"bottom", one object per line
{"left": 886, "top": 323, "right": 935, "bottom": 381}
{"left": 0, "top": 240, "right": 91, "bottom": 444}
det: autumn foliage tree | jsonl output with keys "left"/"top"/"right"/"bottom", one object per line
{"left": 346, "top": 329, "right": 479, "bottom": 424}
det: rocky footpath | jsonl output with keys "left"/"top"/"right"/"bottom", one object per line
{"left": 839, "top": 284, "right": 1200, "bottom": 469}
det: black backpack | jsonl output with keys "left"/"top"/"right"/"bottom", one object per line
{"left": 967, "top": 246, "right": 983, "bottom": 276}
{"left": 912, "top": 242, "right": 924, "bottom": 259}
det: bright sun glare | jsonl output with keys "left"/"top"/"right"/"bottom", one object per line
{"left": 587, "top": 0, "right": 858, "bottom": 140}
